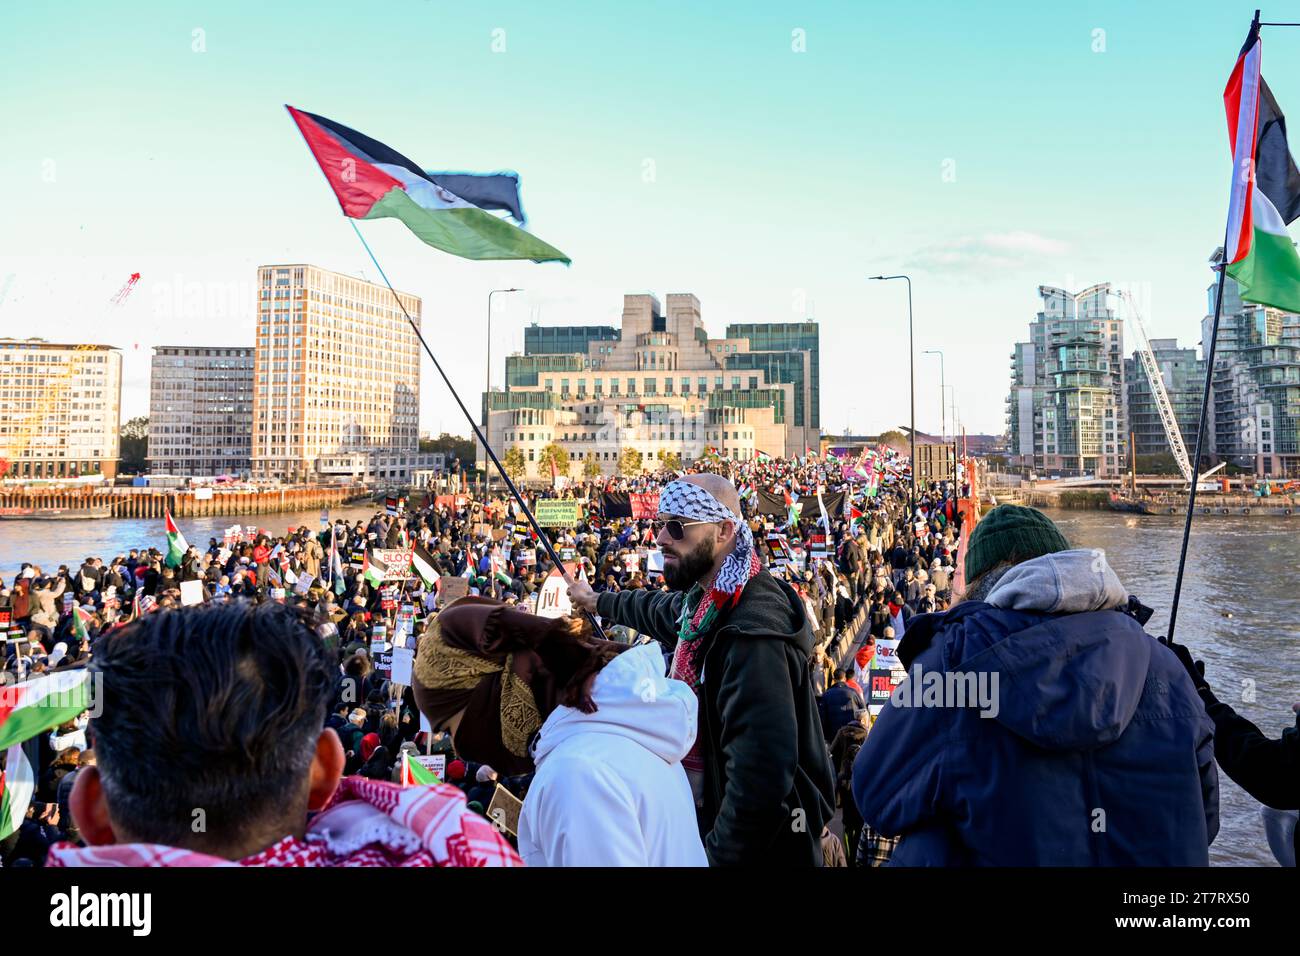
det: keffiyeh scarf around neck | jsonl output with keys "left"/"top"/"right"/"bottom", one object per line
{"left": 658, "top": 479, "right": 757, "bottom": 605}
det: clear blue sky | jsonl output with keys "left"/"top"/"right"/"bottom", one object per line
{"left": 0, "top": 0, "right": 1289, "bottom": 437}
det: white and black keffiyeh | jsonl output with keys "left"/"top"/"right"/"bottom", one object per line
{"left": 658, "top": 479, "right": 756, "bottom": 597}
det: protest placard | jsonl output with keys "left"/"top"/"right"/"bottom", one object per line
{"left": 536, "top": 563, "right": 582, "bottom": 619}
{"left": 487, "top": 783, "right": 523, "bottom": 836}
{"left": 373, "top": 549, "right": 412, "bottom": 580}
{"left": 868, "top": 666, "right": 902, "bottom": 708}
{"left": 414, "top": 754, "right": 446, "bottom": 782}
{"left": 390, "top": 646, "right": 414, "bottom": 686}
{"left": 629, "top": 492, "right": 660, "bottom": 519}
{"left": 438, "top": 576, "right": 469, "bottom": 607}
{"left": 534, "top": 498, "right": 581, "bottom": 527}
{"left": 179, "top": 580, "right": 204, "bottom": 607}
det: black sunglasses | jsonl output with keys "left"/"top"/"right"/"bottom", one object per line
{"left": 652, "top": 518, "right": 716, "bottom": 540}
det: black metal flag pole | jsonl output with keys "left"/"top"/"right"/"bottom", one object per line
{"left": 348, "top": 220, "right": 606, "bottom": 638}
{"left": 1165, "top": 244, "right": 1229, "bottom": 644}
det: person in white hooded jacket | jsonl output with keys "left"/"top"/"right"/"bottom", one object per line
{"left": 517, "top": 639, "right": 707, "bottom": 867}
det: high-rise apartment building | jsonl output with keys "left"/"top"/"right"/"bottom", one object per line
{"left": 1007, "top": 284, "right": 1127, "bottom": 477}
{"left": 251, "top": 264, "right": 421, "bottom": 483}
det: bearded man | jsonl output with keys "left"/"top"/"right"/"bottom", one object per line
{"left": 566, "top": 474, "right": 834, "bottom": 866}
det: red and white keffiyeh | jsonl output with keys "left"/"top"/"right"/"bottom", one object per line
{"left": 46, "top": 776, "right": 522, "bottom": 868}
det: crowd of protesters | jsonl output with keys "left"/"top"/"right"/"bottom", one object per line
{"left": 0, "top": 447, "right": 1294, "bottom": 868}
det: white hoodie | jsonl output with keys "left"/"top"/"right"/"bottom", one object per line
{"left": 517, "top": 641, "right": 708, "bottom": 867}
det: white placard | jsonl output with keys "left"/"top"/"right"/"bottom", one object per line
{"left": 390, "top": 646, "right": 415, "bottom": 686}
{"left": 536, "top": 563, "right": 583, "bottom": 619}
{"left": 179, "top": 580, "right": 204, "bottom": 606}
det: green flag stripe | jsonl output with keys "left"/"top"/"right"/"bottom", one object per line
{"left": 408, "top": 758, "right": 440, "bottom": 785}
{"left": 0, "top": 690, "right": 89, "bottom": 752}
{"left": 365, "top": 187, "right": 570, "bottom": 264}
{"left": 1227, "top": 226, "right": 1300, "bottom": 314}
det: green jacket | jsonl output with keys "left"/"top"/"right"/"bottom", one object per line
{"left": 596, "top": 571, "right": 835, "bottom": 866}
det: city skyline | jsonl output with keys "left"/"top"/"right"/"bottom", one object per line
{"left": 2, "top": 1, "right": 1291, "bottom": 439}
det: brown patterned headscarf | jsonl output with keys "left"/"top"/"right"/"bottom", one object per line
{"left": 412, "top": 597, "right": 625, "bottom": 776}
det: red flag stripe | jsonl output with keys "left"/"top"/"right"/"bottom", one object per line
{"left": 286, "top": 106, "right": 401, "bottom": 218}
{"left": 1225, "top": 35, "right": 1262, "bottom": 265}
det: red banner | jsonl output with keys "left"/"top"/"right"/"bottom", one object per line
{"left": 629, "top": 492, "right": 660, "bottom": 519}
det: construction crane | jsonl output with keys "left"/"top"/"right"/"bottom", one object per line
{"left": 1115, "top": 289, "right": 1197, "bottom": 485}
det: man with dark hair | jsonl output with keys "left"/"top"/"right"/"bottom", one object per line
{"left": 566, "top": 473, "right": 835, "bottom": 866}
{"left": 51, "top": 602, "right": 519, "bottom": 867}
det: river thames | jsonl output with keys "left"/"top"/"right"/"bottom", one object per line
{"left": 0, "top": 505, "right": 1294, "bottom": 866}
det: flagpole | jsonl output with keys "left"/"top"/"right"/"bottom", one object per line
{"left": 347, "top": 221, "right": 606, "bottom": 638}
{"left": 1166, "top": 244, "right": 1230, "bottom": 644}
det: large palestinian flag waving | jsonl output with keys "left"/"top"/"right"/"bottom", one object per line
{"left": 1224, "top": 21, "right": 1300, "bottom": 313}
{"left": 287, "top": 106, "right": 570, "bottom": 264}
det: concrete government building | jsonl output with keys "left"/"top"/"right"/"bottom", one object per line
{"left": 0, "top": 338, "right": 122, "bottom": 480}
{"left": 481, "top": 292, "right": 820, "bottom": 478}
{"left": 251, "top": 264, "right": 422, "bottom": 483}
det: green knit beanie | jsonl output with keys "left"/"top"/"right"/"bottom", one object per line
{"left": 964, "top": 505, "right": 1070, "bottom": 583}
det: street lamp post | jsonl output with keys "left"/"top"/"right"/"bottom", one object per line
{"left": 485, "top": 288, "right": 522, "bottom": 489}
{"left": 869, "top": 274, "right": 916, "bottom": 510}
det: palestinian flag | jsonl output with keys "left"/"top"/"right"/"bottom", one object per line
{"left": 286, "top": 106, "right": 570, "bottom": 264}
{"left": 849, "top": 504, "right": 865, "bottom": 528}
{"left": 1224, "top": 21, "right": 1300, "bottom": 313}
{"left": 70, "top": 604, "right": 90, "bottom": 642}
{"left": 363, "top": 550, "right": 388, "bottom": 588}
{"left": 490, "top": 554, "right": 512, "bottom": 586}
{"left": 330, "top": 532, "right": 347, "bottom": 596}
{"left": 0, "top": 670, "right": 92, "bottom": 752}
{"left": 164, "top": 510, "right": 188, "bottom": 569}
{"left": 401, "top": 751, "right": 441, "bottom": 786}
{"left": 411, "top": 543, "right": 441, "bottom": 589}
{"left": 782, "top": 488, "right": 802, "bottom": 527}
{"left": 754, "top": 450, "right": 772, "bottom": 462}
{"left": 0, "top": 744, "right": 34, "bottom": 841}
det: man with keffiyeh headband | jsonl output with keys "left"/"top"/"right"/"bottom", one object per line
{"left": 566, "top": 474, "right": 835, "bottom": 866}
